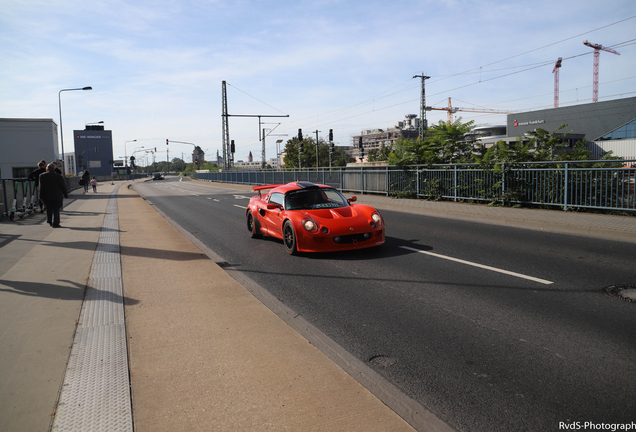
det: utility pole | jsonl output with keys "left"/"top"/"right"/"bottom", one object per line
{"left": 221, "top": 81, "right": 230, "bottom": 169}
{"left": 553, "top": 58, "right": 563, "bottom": 108}
{"left": 221, "top": 81, "right": 289, "bottom": 169}
{"left": 262, "top": 129, "right": 266, "bottom": 169}
{"left": 413, "top": 74, "right": 430, "bottom": 140}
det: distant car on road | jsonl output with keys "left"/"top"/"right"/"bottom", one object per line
{"left": 246, "top": 181, "right": 385, "bottom": 255}
{"left": 152, "top": 172, "right": 164, "bottom": 180}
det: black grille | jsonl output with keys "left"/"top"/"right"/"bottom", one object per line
{"left": 333, "top": 233, "right": 371, "bottom": 244}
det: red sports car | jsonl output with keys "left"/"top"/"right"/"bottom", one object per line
{"left": 246, "top": 181, "right": 385, "bottom": 254}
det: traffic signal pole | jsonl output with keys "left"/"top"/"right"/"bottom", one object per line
{"left": 312, "top": 130, "right": 321, "bottom": 168}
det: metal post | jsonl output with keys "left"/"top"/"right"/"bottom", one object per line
{"left": 564, "top": 163, "right": 569, "bottom": 211}
{"left": 59, "top": 86, "right": 92, "bottom": 176}
{"left": 314, "top": 130, "right": 320, "bottom": 168}
{"left": 501, "top": 163, "right": 506, "bottom": 206}
{"left": 413, "top": 75, "right": 430, "bottom": 140}
{"left": 262, "top": 128, "right": 266, "bottom": 169}
{"left": 454, "top": 165, "right": 458, "bottom": 202}
{"left": 222, "top": 81, "right": 230, "bottom": 169}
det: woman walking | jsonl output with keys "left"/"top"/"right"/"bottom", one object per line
{"left": 81, "top": 170, "right": 90, "bottom": 193}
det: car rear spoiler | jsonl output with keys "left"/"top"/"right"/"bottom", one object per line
{"left": 252, "top": 184, "right": 284, "bottom": 197}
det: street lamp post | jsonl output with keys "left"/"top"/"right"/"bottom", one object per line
{"left": 59, "top": 86, "right": 92, "bottom": 175}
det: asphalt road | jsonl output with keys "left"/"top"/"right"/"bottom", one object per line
{"left": 132, "top": 177, "right": 636, "bottom": 432}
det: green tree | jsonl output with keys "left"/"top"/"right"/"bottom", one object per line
{"left": 427, "top": 118, "right": 477, "bottom": 164}
{"left": 368, "top": 144, "right": 392, "bottom": 162}
{"left": 389, "top": 118, "right": 477, "bottom": 166}
{"left": 283, "top": 137, "right": 353, "bottom": 168}
{"left": 477, "top": 123, "right": 600, "bottom": 167}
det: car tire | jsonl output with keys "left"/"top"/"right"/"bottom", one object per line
{"left": 283, "top": 220, "right": 297, "bottom": 255}
{"left": 247, "top": 210, "right": 262, "bottom": 238}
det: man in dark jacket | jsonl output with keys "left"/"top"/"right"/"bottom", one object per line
{"left": 39, "top": 163, "right": 68, "bottom": 228}
{"left": 27, "top": 160, "right": 47, "bottom": 212}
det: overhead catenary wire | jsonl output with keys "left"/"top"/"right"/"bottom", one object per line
{"left": 227, "top": 17, "right": 635, "bottom": 154}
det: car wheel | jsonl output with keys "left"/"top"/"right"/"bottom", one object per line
{"left": 283, "top": 220, "right": 297, "bottom": 255}
{"left": 247, "top": 210, "right": 261, "bottom": 238}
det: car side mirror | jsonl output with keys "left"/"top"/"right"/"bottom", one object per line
{"left": 347, "top": 196, "right": 357, "bottom": 204}
{"left": 267, "top": 203, "right": 278, "bottom": 210}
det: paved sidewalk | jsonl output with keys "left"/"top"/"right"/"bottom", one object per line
{"left": 1, "top": 179, "right": 635, "bottom": 432}
{"left": 0, "top": 184, "right": 116, "bottom": 432}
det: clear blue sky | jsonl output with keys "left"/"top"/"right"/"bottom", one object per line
{"left": 2, "top": 0, "right": 635, "bottom": 164}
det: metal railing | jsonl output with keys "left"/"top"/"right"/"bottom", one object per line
{"left": 0, "top": 175, "right": 117, "bottom": 220}
{"left": 195, "top": 160, "right": 636, "bottom": 213}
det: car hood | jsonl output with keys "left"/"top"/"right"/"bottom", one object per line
{"left": 300, "top": 206, "right": 360, "bottom": 220}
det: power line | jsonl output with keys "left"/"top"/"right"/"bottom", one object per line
{"left": 276, "top": 18, "right": 636, "bottom": 141}
{"left": 227, "top": 82, "right": 288, "bottom": 115}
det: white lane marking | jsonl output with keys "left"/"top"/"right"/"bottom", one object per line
{"left": 234, "top": 194, "right": 252, "bottom": 200}
{"left": 234, "top": 204, "right": 248, "bottom": 209}
{"left": 399, "top": 246, "right": 553, "bottom": 285}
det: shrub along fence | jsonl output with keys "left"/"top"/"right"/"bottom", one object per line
{"left": 195, "top": 160, "right": 636, "bottom": 213}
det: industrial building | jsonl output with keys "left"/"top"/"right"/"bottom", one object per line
{"left": 351, "top": 114, "right": 421, "bottom": 161}
{"left": 353, "top": 96, "right": 636, "bottom": 162}
{"left": 0, "top": 118, "right": 59, "bottom": 179}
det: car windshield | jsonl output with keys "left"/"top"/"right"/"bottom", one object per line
{"left": 284, "top": 188, "right": 348, "bottom": 210}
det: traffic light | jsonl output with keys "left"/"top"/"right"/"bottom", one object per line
{"left": 330, "top": 142, "right": 334, "bottom": 153}
{"left": 298, "top": 129, "right": 303, "bottom": 141}
{"left": 231, "top": 140, "right": 235, "bottom": 153}
{"left": 166, "top": 139, "right": 169, "bottom": 145}
{"left": 195, "top": 158, "right": 199, "bottom": 168}
{"left": 329, "top": 129, "right": 333, "bottom": 142}
{"left": 358, "top": 136, "right": 363, "bottom": 149}
{"left": 299, "top": 141, "right": 304, "bottom": 154}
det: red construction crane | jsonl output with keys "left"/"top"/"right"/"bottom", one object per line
{"left": 426, "top": 98, "right": 516, "bottom": 124}
{"left": 553, "top": 57, "right": 562, "bottom": 108}
{"left": 583, "top": 40, "right": 620, "bottom": 103}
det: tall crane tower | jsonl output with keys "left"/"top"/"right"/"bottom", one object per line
{"left": 553, "top": 57, "right": 562, "bottom": 108}
{"left": 426, "top": 98, "right": 516, "bottom": 124}
{"left": 583, "top": 40, "right": 620, "bottom": 103}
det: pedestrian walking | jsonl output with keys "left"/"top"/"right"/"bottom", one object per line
{"left": 27, "top": 160, "right": 47, "bottom": 212}
{"left": 39, "top": 163, "right": 68, "bottom": 228}
{"left": 90, "top": 176, "right": 97, "bottom": 193}
{"left": 81, "top": 169, "right": 90, "bottom": 193}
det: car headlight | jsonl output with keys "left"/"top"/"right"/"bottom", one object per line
{"left": 371, "top": 212, "right": 382, "bottom": 226}
{"left": 302, "top": 218, "right": 318, "bottom": 233}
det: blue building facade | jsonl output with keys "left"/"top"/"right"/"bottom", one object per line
{"left": 73, "top": 125, "right": 114, "bottom": 177}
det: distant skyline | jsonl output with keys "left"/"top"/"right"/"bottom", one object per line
{"left": 2, "top": 0, "right": 635, "bottom": 164}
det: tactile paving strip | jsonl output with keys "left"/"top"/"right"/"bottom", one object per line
{"left": 52, "top": 186, "right": 133, "bottom": 432}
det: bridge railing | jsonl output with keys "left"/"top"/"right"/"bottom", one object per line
{"left": 195, "top": 159, "right": 636, "bottom": 213}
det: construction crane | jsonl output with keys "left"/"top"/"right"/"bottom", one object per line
{"left": 426, "top": 98, "right": 516, "bottom": 124}
{"left": 553, "top": 57, "right": 562, "bottom": 108}
{"left": 583, "top": 40, "right": 620, "bottom": 103}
